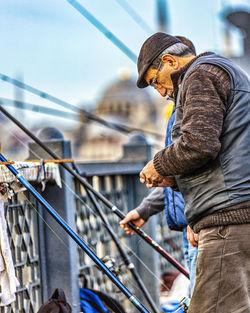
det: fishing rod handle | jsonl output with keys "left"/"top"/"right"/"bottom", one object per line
{"left": 112, "top": 205, "right": 189, "bottom": 279}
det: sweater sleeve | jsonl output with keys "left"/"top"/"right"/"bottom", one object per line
{"left": 136, "top": 187, "right": 165, "bottom": 221}
{"left": 153, "top": 64, "right": 230, "bottom": 176}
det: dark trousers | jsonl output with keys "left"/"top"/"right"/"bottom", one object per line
{"left": 188, "top": 224, "right": 250, "bottom": 313}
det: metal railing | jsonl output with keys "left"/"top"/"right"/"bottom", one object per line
{"left": 1, "top": 193, "right": 42, "bottom": 313}
{"left": 1, "top": 130, "right": 185, "bottom": 313}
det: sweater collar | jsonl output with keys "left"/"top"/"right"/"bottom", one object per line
{"left": 171, "top": 52, "right": 212, "bottom": 96}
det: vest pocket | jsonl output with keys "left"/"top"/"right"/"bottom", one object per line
{"left": 178, "top": 168, "right": 214, "bottom": 183}
{"left": 176, "top": 165, "right": 227, "bottom": 225}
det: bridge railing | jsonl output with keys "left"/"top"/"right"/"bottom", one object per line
{"left": 2, "top": 129, "right": 184, "bottom": 313}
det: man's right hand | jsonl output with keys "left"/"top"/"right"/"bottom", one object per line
{"left": 119, "top": 209, "right": 146, "bottom": 235}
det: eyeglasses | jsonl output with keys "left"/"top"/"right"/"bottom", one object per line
{"left": 150, "top": 60, "right": 162, "bottom": 89}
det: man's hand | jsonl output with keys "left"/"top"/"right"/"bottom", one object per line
{"left": 187, "top": 225, "right": 199, "bottom": 247}
{"left": 119, "top": 210, "right": 146, "bottom": 235}
{"left": 139, "top": 159, "right": 176, "bottom": 188}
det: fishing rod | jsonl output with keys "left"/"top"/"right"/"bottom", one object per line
{"left": 67, "top": 0, "right": 137, "bottom": 63}
{"left": 0, "top": 105, "right": 189, "bottom": 279}
{"left": 0, "top": 97, "right": 78, "bottom": 121}
{"left": 0, "top": 77, "right": 163, "bottom": 138}
{"left": 0, "top": 153, "right": 150, "bottom": 313}
{"left": 73, "top": 164, "right": 159, "bottom": 313}
{"left": 0, "top": 73, "right": 79, "bottom": 113}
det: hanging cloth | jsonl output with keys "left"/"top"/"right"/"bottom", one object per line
{"left": 0, "top": 199, "right": 19, "bottom": 306}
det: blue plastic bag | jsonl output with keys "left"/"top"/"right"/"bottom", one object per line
{"left": 80, "top": 288, "right": 109, "bottom": 313}
{"left": 160, "top": 301, "right": 181, "bottom": 312}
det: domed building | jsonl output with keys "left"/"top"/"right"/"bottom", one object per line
{"left": 74, "top": 73, "right": 166, "bottom": 161}
{"left": 96, "top": 75, "right": 157, "bottom": 129}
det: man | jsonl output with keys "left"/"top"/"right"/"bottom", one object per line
{"left": 121, "top": 36, "right": 198, "bottom": 296}
{"left": 120, "top": 33, "right": 250, "bottom": 312}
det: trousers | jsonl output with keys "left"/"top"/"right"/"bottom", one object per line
{"left": 188, "top": 224, "right": 250, "bottom": 313}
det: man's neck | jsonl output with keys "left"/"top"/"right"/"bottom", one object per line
{"left": 177, "top": 55, "right": 196, "bottom": 69}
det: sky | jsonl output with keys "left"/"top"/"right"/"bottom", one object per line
{"left": 0, "top": 0, "right": 250, "bottom": 130}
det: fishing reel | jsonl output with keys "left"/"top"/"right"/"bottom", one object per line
{"left": 174, "top": 297, "right": 190, "bottom": 313}
{"left": 101, "top": 255, "right": 121, "bottom": 277}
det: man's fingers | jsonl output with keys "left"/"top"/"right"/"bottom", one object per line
{"left": 123, "top": 225, "right": 136, "bottom": 235}
{"left": 139, "top": 171, "right": 146, "bottom": 183}
{"left": 187, "top": 225, "right": 199, "bottom": 247}
{"left": 190, "top": 238, "right": 198, "bottom": 247}
{"left": 194, "top": 233, "right": 199, "bottom": 243}
{"left": 119, "top": 210, "right": 146, "bottom": 236}
{"left": 119, "top": 210, "right": 139, "bottom": 226}
{"left": 120, "top": 222, "right": 136, "bottom": 235}
{"left": 146, "top": 182, "right": 155, "bottom": 188}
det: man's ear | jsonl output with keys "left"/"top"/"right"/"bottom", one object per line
{"left": 161, "top": 54, "right": 179, "bottom": 70}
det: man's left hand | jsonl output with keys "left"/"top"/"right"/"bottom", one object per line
{"left": 139, "top": 160, "right": 175, "bottom": 188}
{"left": 187, "top": 225, "right": 199, "bottom": 247}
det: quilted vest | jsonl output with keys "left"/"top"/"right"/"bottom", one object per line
{"left": 172, "top": 53, "right": 250, "bottom": 227}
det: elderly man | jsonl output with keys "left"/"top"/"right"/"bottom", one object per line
{"left": 121, "top": 36, "right": 199, "bottom": 298}
{"left": 121, "top": 33, "right": 250, "bottom": 312}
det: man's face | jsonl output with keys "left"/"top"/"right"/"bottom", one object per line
{"left": 144, "top": 55, "right": 177, "bottom": 97}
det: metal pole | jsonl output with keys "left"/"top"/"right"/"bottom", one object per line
{"left": 0, "top": 105, "right": 189, "bottom": 279}
{"left": 0, "top": 152, "right": 150, "bottom": 313}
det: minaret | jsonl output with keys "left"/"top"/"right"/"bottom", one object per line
{"left": 226, "top": 10, "right": 250, "bottom": 56}
{"left": 224, "top": 21, "right": 232, "bottom": 58}
{"left": 156, "top": 0, "right": 169, "bottom": 32}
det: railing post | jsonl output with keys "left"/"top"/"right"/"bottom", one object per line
{"left": 121, "top": 132, "right": 160, "bottom": 309}
{"left": 28, "top": 127, "right": 79, "bottom": 312}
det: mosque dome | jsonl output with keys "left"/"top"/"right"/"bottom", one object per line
{"left": 96, "top": 75, "right": 157, "bottom": 127}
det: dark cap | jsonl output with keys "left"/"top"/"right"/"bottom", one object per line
{"left": 137, "top": 32, "right": 181, "bottom": 88}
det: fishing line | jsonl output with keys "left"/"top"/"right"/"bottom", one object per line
{"left": 22, "top": 193, "right": 70, "bottom": 250}
{"left": 2, "top": 124, "right": 164, "bottom": 297}
{"left": 75, "top": 192, "right": 170, "bottom": 291}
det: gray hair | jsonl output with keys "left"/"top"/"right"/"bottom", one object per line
{"left": 151, "top": 42, "right": 193, "bottom": 69}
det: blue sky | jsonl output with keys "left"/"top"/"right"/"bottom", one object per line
{"left": 0, "top": 0, "right": 249, "bottom": 128}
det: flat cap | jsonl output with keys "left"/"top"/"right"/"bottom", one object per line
{"left": 137, "top": 32, "right": 181, "bottom": 88}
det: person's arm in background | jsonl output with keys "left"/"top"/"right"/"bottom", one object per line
{"left": 120, "top": 187, "right": 165, "bottom": 235}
